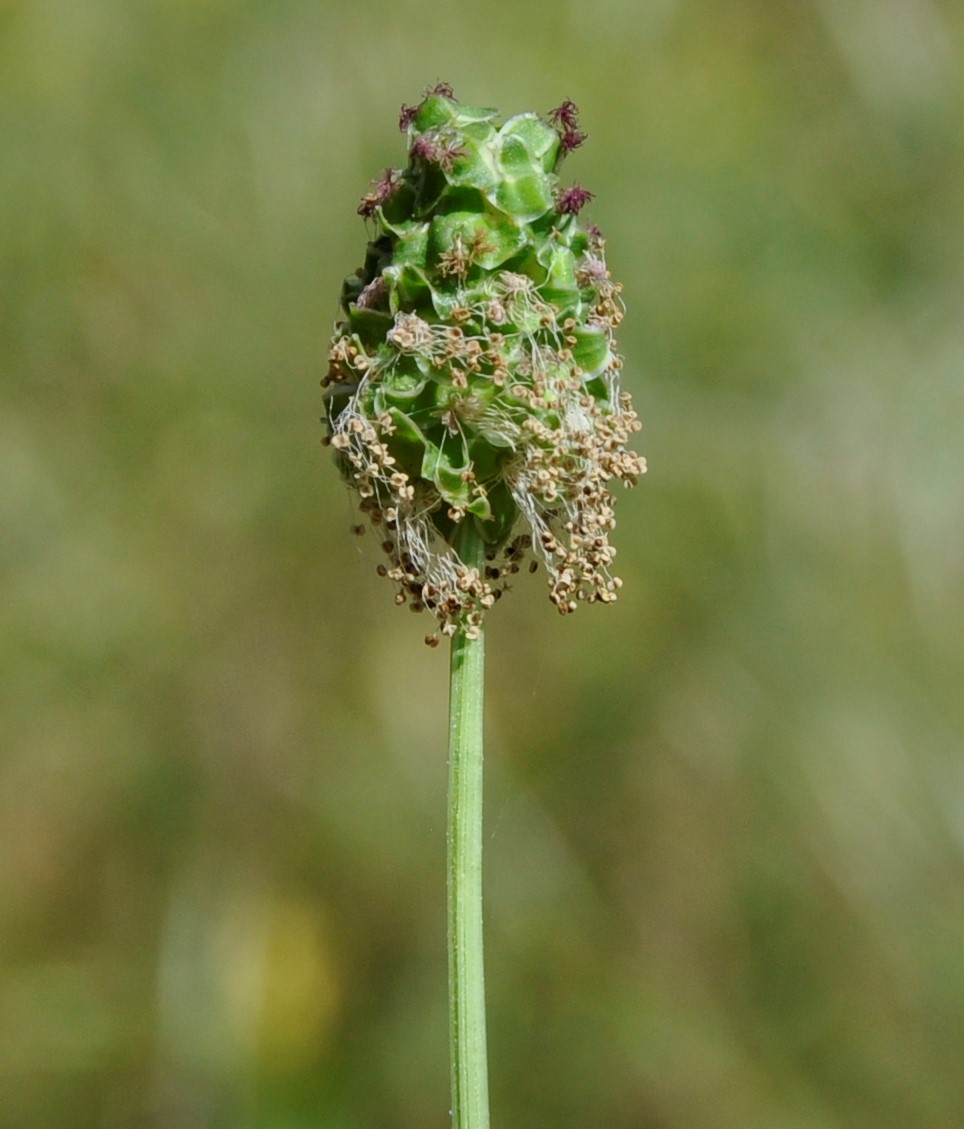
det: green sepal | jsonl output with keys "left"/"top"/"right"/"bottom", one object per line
{"left": 492, "top": 176, "right": 553, "bottom": 222}
{"left": 383, "top": 262, "right": 432, "bottom": 311}
{"left": 422, "top": 436, "right": 473, "bottom": 506}
{"left": 499, "top": 113, "right": 560, "bottom": 172}
{"left": 391, "top": 224, "right": 430, "bottom": 268}
{"left": 452, "top": 104, "right": 500, "bottom": 125}
{"left": 459, "top": 121, "right": 498, "bottom": 145}
{"left": 348, "top": 305, "right": 393, "bottom": 345}
{"left": 538, "top": 245, "right": 580, "bottom": 307}
{"left": 465, "top": 433, "right": 508, "bottom": 481}
{"left": 434, "top": 186, "right": 490, "bottom": 217}
{"left": 430, "top": 285, "right": 461, "bottom": 321}
{"left": 465, "top": 492, "right": 493, "bottom": 521}
{"left": 379, "top": 181, "right": 416, "bottom": 227}
{"left": 428, "top": 211, "right": 481, "bottom": 256}
{"left": 447, "top": 144, "right": 499, "bottom": 194}
{"left": 571, "top": 327, "right": 611, "bottom": 376}
{"left": 481, "top": 216, "right": 529, "bottom": 269}
{"left": 380, "top": 212, "right": 422, "bottom": 239}
{"left": 429, "top": 211, "right": 526, "bottom": 273}
{"left": 376, "top": 362, "right": 430, "bottom": 405}
{"left": 474, "top": 481, "right": 518, "bottom": 546}
{"left": 413, "top": 95, "right": 458, "bottom": 131}
{"left": 374, "top": 406, "right": 426, "bottom": 476}
{"left": 497, "top": 134, "right": 537, "bottom": 180}
{"left": 569, "top": 229, "right": 591, "bottom": 257}
{"left": 413, "top": 165, "right": 448, "bottom": 217}
{"left": 412, "top": 96, "right": 497, "bottom": 131}
{"left": 490, "top": 134, "right": 554, "bottom": 222}
{"left": 584, "top": 376, "right": 611, "bottom": 405}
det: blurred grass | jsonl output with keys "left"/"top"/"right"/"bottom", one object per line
{"left": 2, "top": 0, "right": 964, "bottom": 1126}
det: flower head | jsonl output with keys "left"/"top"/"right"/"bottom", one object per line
{"left": 325, "top": 90, "right": 646, "bottom": 641}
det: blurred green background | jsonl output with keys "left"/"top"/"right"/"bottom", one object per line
{"left": 3, "top": 1, "right": 964, "bottom": 1126}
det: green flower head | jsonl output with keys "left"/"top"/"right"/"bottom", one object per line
{"left": 323, "top": 87, "right": 646, "bottom": 644}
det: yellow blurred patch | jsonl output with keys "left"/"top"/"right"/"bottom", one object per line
{"left": 256, "top": 898, "right": 341, "bottom": 1071}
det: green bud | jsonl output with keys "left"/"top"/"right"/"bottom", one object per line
{"left": 324, "top": 88, "right": 646, "bottom": 641}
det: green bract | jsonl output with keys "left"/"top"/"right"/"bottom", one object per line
{"left": 324, "top": 87, "right": 646, "bottom": 642}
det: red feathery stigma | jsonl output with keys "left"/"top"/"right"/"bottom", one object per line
{"left": 437, "top": 138, "right": 466, "bottom": 171}
{"left": 357, "top": 168, "right": 402, "bottom": 217}
{"left": 410, "top": 132, "right": 464, "bottom": 171}
{"left": 410, "top": 133, "right": 442, "bottom": 163}
{"left": 558, "top": 184, "right": 595, "bottom": 215}
{"left": 560, "top": 127, "right": 588, "bottom": 154}
{"left": 398, "top": 103, "right": 418, "bottom": 131}
{"left": 549, "top": 99, "right": 581, "bottom": 130}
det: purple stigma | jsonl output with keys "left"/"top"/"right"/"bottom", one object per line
{"left": 558, "top": 184, "right": 595, "bottom": 215}
{"left": 549, "top": 99, "right": 581, "bottom": 130}
{"left": 398, "top": 103, "right": 418, "bottom": 131}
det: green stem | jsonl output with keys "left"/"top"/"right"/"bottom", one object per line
{"left": 447, "top": 524, "right": 490, "bottom": 1129}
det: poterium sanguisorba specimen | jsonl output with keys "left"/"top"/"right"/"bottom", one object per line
{"left": 323, "top": 86, "right": 646, "bottom": 642}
